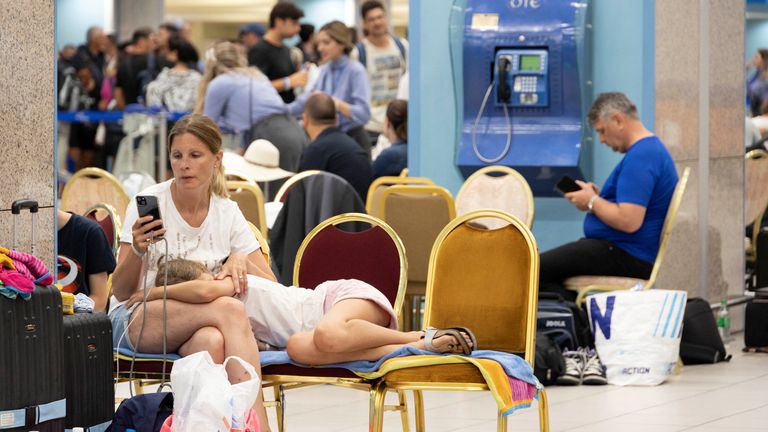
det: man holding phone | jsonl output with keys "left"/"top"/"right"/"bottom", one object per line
{"left": 541, "top": 92, "right": 678, "bottom": 301}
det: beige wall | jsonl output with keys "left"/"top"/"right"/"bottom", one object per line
{"left": 0, "top": 1, "right": 55, "bottom": 268}
{"left": 655, "top": 0, "right": 745, "bottom": 302}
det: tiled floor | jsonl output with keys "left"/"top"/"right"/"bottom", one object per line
{"left": 116, "top": 340, "right": 768, "bottom": 431}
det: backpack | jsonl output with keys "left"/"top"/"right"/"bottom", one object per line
{"left": 356, "top": 36, "right": 406, "bottom": 68}
{"left": 58, "top": 65, "right": 95, "bottom": 111}
{"left": 680, "top": 297, "right": 731, "bottom": 364}
{"left": 534, "top": 332, "right": 565, "bottom": 386}
{"left": 109, "top": 392, "right": 173, "bottom": 432}
{"left": 537, "top": 292, "right": 593, "bottom": 350}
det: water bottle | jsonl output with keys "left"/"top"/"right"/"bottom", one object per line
{"left": 717, "top": 299, "right": 731, "bottom": 342}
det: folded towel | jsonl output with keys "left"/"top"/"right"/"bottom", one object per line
{"left": 260, "top": 347, "right": 540, "bottom": 415}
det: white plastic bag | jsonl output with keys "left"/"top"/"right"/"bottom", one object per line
{"left": 588, "top": 289, "right": 687, "bottom": 386}
{"left": 170, "top": 351, "right": 262, "bottom": 431}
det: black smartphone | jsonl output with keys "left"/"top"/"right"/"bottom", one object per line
{"left": 555, "top": 176, "right": 581, "bottom": 194}
{"left": 136, "top": 195, "right": 164, "bottom": 235}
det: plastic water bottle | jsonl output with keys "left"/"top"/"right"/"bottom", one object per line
{"left": 717, "top": 299, "right": 731, "bottom": 342}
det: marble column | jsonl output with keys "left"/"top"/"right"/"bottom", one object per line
{"left": 0, "top": 1, "right": 56, "bottom": 268}
{"left": 655, "top": 0, "right": 745, "bottom": 302}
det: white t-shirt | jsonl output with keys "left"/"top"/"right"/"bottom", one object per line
{"left": 108, "top": 179, "right": 260, "bottom": 314}
{"left": 243, "top": 275, "right": 327, "bottom": 348}
{"left": 351, "top": 36, "right": 408, "bottom": 133}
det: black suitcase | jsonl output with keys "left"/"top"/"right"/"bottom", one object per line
{"left": 755, "top": 229, "right": 768, "bottom": 289}
{"left": 0, "top": 199, "right": 65, "bottom": 431}
{"left": 745, "top": 288, "right": 768, "bottom": 348}
{"left": 63, "top": 313, "right": 114, "bottom": 431}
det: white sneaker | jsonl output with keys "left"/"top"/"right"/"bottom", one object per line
{"left": 582, "top": 349, "right": 608, "bottom": 385}
{"left": 556, "top": 349, "right": 585, "bottom": 386}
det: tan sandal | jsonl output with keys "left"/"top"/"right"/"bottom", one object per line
{"left": 421, "top": 327, "right": 478, "bottom": 355}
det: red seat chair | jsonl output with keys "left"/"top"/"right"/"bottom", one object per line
{"left": 261, "top": 212, "right": 408, "bottom": 432}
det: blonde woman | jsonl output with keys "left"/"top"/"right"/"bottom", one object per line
{"left": 195, "top": 40, "right": 307, "bottom": 172}
{"left": 109, "top": 114, "right": 274, "bottom": 431}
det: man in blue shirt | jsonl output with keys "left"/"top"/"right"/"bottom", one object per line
{"left": 541, "top": 92, "right": 678, "bottom": 301}
{"left": 540, "top": 92, "right": 678, "bottom": 386}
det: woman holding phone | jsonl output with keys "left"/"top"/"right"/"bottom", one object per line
{"left": 109, "top": 114, "right": 275, "bottom": 431}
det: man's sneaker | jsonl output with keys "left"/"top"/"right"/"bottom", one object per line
{"left": 556, "top": 349, "right": 585, "bottom": 385}
{"left": 582, "top": 349, "right": 608, "bottom": 385}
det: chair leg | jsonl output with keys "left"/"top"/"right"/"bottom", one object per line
{"left": 396, "top": 390, "right": 410, "bottom": 432}
{"left": 537, "top": 388, "right": 550, "bottom": 432}
{"left": 273, "top": 385, "right": 286, "bottom": 432}
{"left": 369, "top": 382, "right": 387, "bottom": 432}
{"left": 132, "top": 379, "right": 145, "bottom": 395}
{"left": 497, "top": 410, "right": 508, "bottom": 432}
{"left": 413, "top": 390, "right": 425, "bottom": 432}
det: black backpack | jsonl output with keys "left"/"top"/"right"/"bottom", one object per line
{"left": 680, "top": 297, "right": 731, "bottom": 364}
{"left": 537, "top": 292, "right": 594, "bottom": 350}
{"left": 534, "top": 332, "right": 565, "bottom": 386}
{"left": 109, "top": 392, "right": 173, "bottom": 432}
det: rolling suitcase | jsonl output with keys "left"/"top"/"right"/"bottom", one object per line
{"left": 745, "top": 288, "right": 768, "bottom": 349}
{"left": 63, "top": 313, "right": 114, "bottom": 431}
{"left": 0, "top": 199, "right": 66, "bottom": 431}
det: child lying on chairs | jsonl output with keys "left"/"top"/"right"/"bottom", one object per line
{"left": 126, "top": 257, "right": 477, "bottom": 365}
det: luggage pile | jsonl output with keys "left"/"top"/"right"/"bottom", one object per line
{"left": 0, "top": 199, "right": 114, "bottom": 431}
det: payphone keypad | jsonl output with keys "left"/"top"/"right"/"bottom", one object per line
{"left": 494, "top": 49, "right": 549, "bottom": 108}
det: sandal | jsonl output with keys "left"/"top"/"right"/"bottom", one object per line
{"left": 421, "top": 327, "right": 478, "bottom": 355}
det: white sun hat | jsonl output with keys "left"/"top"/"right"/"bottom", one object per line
{"left": 222, "top": 139, "right": 294, "bottom": 182}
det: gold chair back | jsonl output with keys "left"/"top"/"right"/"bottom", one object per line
{"left": 62, "top": 167, "right": 130, "bottom": 219}
{"left": 455, "top": 165, "right": 535, "bottom": 228}
{"left": 646, "top": 166, "right": 691, "bottom": 288}
{"left": 83, "top": 203, "right": 122, "bottom": 257}
{"left": 228, "top": 180, "right": 268, "bottom": 238}
{"left": 365, "top": 175, "right": 435, "bottom": 214}
{"left": 424, "top": 210, "right": 539, "bottom": 361}
{"left": 247, "top": 221, "right": 270, "bottom": 266}
{"left": 373, "top": 184, "right": 455, "bottom": 331}
{"left": 273, "top": 170, "right": 323, "bottom": 202}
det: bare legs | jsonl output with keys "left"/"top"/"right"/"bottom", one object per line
{"left": 127, "top": 296, "right": 272, "bottom": 432}
{"left": 286, "top": 299, "right": 466, "bottom": 365}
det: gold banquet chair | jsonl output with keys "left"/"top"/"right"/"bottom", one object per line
{"left": 228, "top": 180, "right": 269, "bottom": 238}
{"left": 260, "top": 213, "right": 408, "bottom": 432}
{"left": 745, "top": 150, "right": 768, "bottom": 263}
{"left": 62, "top": 167, "right": 131, "bottom": 220}
{"left": 369, "top": 209, "right": 549, "bottom": 432}
{"left": 564, "top": 167, "right": 691, "bottom": 305}
{"left": 456, "top": 165, "right": 535, "bottom": 228}
{"left": 370, "top": 184, "right": 455, "bottom": 331}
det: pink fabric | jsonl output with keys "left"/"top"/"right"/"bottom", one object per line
{"left": 0, "top": 268, "right": 34, "bottom": 293}
{"left": 318, "top": 279, "right": 399, "bottom": 330}
{"left": 6, "top": 249, "right": 53, "bottom": 285}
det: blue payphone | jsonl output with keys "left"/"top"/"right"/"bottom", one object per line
{"left": 452, "top": 0, "right": 592, "bottom": 196}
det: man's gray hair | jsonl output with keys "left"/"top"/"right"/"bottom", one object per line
{"left": 86, "top": 26, "right": 102, "bottom": 43}
{"left": 587, "top": 92, "right": 639, "bottom": 127}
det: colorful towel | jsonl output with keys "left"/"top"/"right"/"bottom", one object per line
{"left": 1, "top": 247, "right": 53, "bottom": 286}
{"left": 260, "top": 347, "right": 540, "bottom": 416}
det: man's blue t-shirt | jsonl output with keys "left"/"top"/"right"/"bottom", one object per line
{"left": 583, "top": 136, "right": 678, "bottom": 263}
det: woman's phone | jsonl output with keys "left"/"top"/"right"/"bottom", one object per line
{"left": 555, "top": 176, "right": 581, "bottom": 194}
{"left": 136, "top": 195, "right": 164, "bottom": 236}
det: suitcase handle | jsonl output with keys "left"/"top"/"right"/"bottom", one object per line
{"left": 11, "top": 199, "right": 39, "bottom": 214}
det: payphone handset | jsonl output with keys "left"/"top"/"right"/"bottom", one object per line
{"left": 494, "top": 49, "right": 549, "bottom": 107}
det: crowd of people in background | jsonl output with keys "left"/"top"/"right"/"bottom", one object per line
{"left": 58, "top": 1, "right": 409, "bottom": 184}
